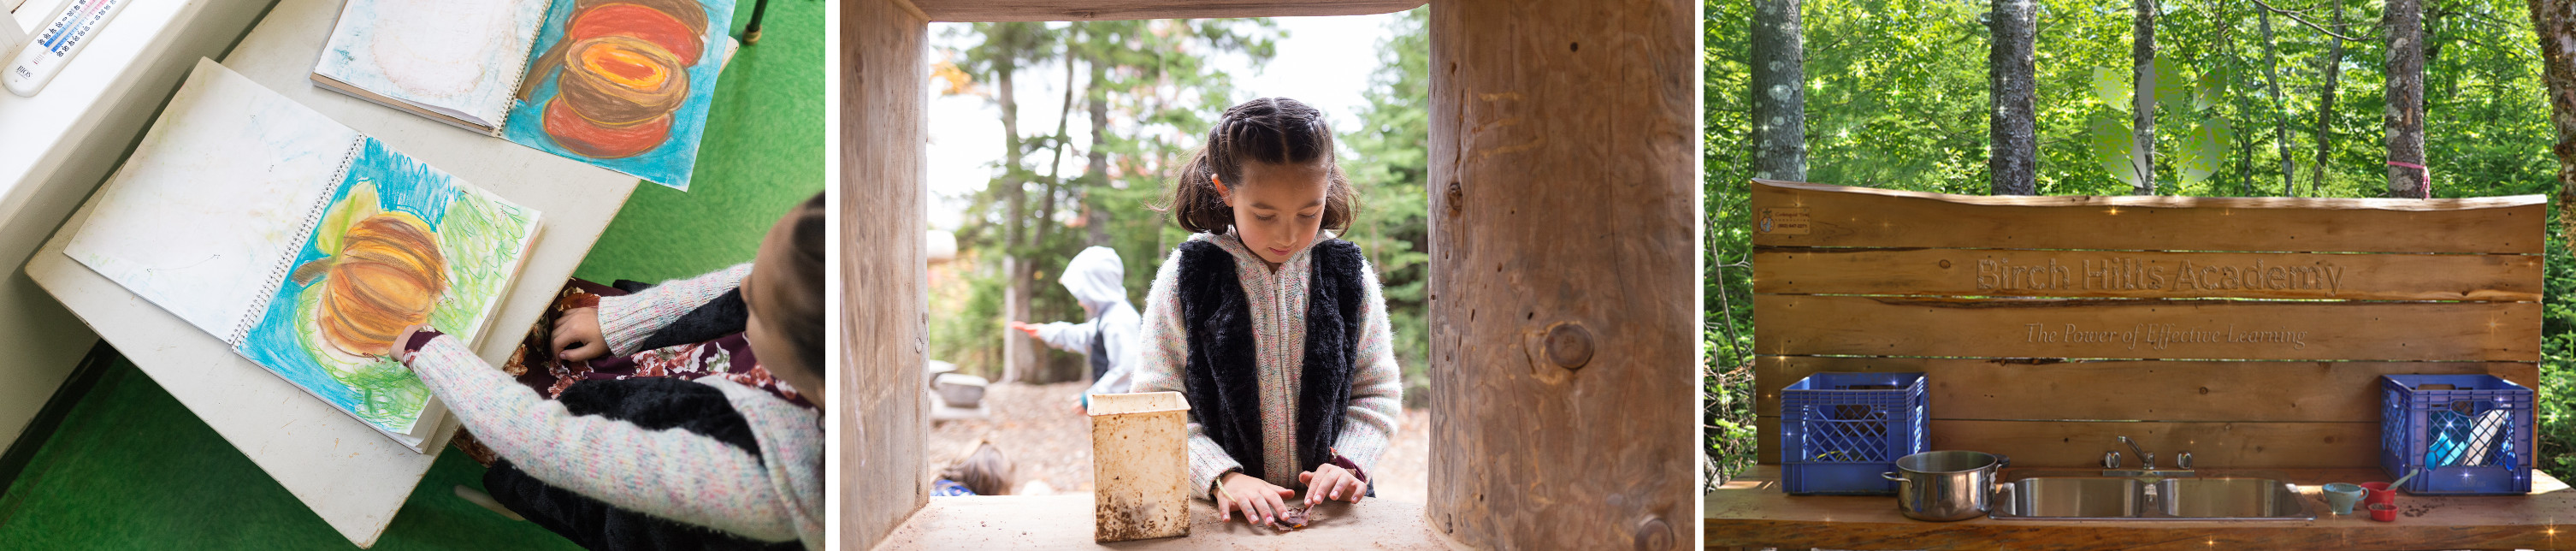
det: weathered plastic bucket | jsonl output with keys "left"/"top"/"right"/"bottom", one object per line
{"left": 1088, "top": 391, "right": 1192, "bottom": 542}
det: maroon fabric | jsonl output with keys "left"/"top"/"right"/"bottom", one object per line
{"left": 403, "top": 329, "right": 446, "bottom": 356}
{"left": 504, "top": 278, "right": 811, "bottom": 408}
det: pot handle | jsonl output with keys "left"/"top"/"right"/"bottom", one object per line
{"left": 1881, "top": 471, "right": 1909, "bottom": 483}
{"left": 1992, "top": 453, "right": 2012, "bottom": 470}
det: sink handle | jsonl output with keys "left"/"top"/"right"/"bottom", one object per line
{"left": 2104, "top": 451, "right": 2123, "bottom": 469}
{"left": 2177, "top": 452, "right": 2194, "bottom": 470}
{"left": 1881, "top": 471, "right": 1910, "bottom": 484}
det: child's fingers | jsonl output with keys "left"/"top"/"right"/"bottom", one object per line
{"left": 1215, "top": 493, "right": 1234, "bottom": 522}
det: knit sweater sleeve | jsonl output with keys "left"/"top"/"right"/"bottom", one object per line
{"left": 1332, "top": 256, "right": 1404, "bottom": 477}
{"left": 596, "top": 263, "right": 753, "bottom": 356}
{"left": 401, "top": 335, "right": 805, "bottom": 542}
{"left": 1126, "top": 247, "right": 1244, "bottom": 496}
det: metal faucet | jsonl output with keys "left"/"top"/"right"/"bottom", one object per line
{"left": 2119, "top": 435, "right": 2156, "bottom": 470}
{"left": 2110, "top": 435, "right": 2195, "bottom": 477}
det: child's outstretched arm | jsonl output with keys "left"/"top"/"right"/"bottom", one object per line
{"left": 402, "top": 335, "right": 818, "bottom": 544}
{"left": 1022, "top": 317, "right": 1101, "bottom": 353}
{"left": 592, "top": 263, "right": 753, "bottom": 357}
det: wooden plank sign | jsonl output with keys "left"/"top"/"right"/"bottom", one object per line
{"left": 1748, "top": 180, "right": 2546, "bottom": 466}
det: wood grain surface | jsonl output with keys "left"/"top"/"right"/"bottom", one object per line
{"left": 1752, "top": 246, "right": 2543, "bottom": 301}
{"left": 1426, "top": 0, "right": 1697, "bottom": 548}
{"left": 1706, "top": 465, "right": 2574, "bottom": 549}
{"left": 1750, "top": 180, "right": 2548, "bottom": 253}
{"left": 1752, "top": 294, "right": 2540, "bottom": 362}
{"left": 1752, "top": 356, "right": 2538, "bottom": 421}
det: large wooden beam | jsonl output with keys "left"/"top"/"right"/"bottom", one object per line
{"left": 1425, "top": 0, "right": 1696, "bottom": 548}
{"left": 907, "top": 0, "right": 1422, "bottom": 21}
{"left": 844, "top": 0, "right": 931, "bottom": 548}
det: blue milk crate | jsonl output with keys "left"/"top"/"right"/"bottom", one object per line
{"left": 2378, "top": 375, "right": 2534, "bottom": 495}
{"left": 1780, "top": 371, "right": 1928, "bottom": 495}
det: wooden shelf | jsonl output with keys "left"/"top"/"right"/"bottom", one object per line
{"left": 872, "top": 495, "right": 1456, "bottom": 550}
{"left": 1705, "top": 465, "right": 2574, "bottom": 549}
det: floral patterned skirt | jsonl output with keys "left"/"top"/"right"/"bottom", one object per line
{"left": 452, "top": 278, "right": 811, "bottom": 466}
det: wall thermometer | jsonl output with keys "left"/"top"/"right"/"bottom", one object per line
{"left": 5, "top": 0, "right": 128, "bottom": 98}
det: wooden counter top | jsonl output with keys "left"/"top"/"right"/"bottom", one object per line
{"left": 872, "top": 495, "right": 1459, "bottom": 550}
{"left": 1705, "top": 465, "right": 2573, "bottom": 549}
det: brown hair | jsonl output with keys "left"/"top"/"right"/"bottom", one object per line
{"left": 756, "top": 193, "right": 827, "bottom": 378}
{"left": 1157, "top": 97, "right": 1356, "bottom": 234}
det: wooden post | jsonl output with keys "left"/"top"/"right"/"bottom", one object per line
{"left": 844, "top": 0, "right": 930, "bottom": 547}
{"left": 1425, "top": 0, "right": 1696, "bottom": 548}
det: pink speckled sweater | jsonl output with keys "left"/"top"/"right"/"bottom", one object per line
{"left": 401, "top": 265, "right": 822, "bottom": 548}
{"left": 1129, "top": 232, "right": 1404, "bottom": 496}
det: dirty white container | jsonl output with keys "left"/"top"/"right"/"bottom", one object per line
{"left": 1087, "top": 391, "right": 1192, "bottom": 542}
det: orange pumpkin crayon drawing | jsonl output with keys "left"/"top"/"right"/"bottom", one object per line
{"left": 516, "top": 0, "right": 711, "bottom": 159}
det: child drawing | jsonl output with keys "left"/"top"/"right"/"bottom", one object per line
{"left": 387, "top": 193, "right": 824, "bottom": 548}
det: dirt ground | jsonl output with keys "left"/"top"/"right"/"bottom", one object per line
{"left": 926, "top": 382, "right": 1431, "bottom": 500}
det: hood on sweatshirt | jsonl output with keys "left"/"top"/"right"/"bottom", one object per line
{"left": 1060, "top": 246, "right": 1128, "bottom": 312}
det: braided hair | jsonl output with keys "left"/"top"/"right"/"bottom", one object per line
{"left": 1157, "top": 97, "right": 1356, "bottom": 234}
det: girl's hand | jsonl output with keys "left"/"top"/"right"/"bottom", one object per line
{"left": 1005, "top": 321, "right": 1042, "bottom": 338}
{"left": 1214, "top": 471, "right": 1296, "bottom": 527}
{"left": 551, "top": 307, "right": 606, "bottom": 361}
{"left": 1297, "top": 463, "right": 1368, "bottom": 506}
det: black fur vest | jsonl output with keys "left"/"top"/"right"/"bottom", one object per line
{"left": 1173, "top": 237, "right": 1368, "bottom": 480}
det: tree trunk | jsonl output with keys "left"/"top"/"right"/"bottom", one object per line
{"left": 1988, "top": 0, "right": 2038, "bottom": 195}
{"left": 2531, "top": 0, "right": 2576, "bottom": 245}
{"left": 2310, "top": 0, "right": 2348, "bottom": 197}
{"left": 1750, "top": 0, "right": 1805, "bottom": 181}
{"left": 2384, "top": 0, "right": 2429, "bottom": 198}
{"left": 1085, "top": 57, "right": 1112, "bottom": 246}
{"left": 998, "top": 57, "right": 1035, "bottom": 384}
{"left": 1427, "top": 0, "right": 1694, "bottom": 546}
{"left": 2130, "top": 0, "right": 2159, "bottom": 195}
{"left": 2257, "top": 3, "right": 2297, "bottom": 196}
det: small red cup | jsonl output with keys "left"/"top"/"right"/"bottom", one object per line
{"left": 2368, "top": 502, "right": 2396, "bottom": 522}
{"left": 2360, "top": 482, "right": 2396, "bottom": 506}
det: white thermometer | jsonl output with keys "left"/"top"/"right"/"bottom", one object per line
{"left": 6, "top": 0, "right": 128, "bottom": 97}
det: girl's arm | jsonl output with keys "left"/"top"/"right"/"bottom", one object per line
{"left": 402, "top": 335, "right": 806, "bottom": 542}
{"left": 1331, "top": 258, "right": 1406, "bottom": 477}
{"left": 1125, "top": 248, "right": 1245, "bottom": 495}
{"left": 596, "top": 263, "right": 753, "bottom": 356}
{"left": 1031, "top": 317, "right": 1100, "bottom": 353}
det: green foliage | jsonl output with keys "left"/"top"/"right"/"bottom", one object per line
{"left": 1339, "top": 8, "right": 1434, "bottom": 406}
{"left": 1709, "top": 0, "right": 2572, "bottom": 485}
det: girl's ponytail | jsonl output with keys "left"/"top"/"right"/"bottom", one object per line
{"left": 1155, "top": 97, "right": 1356, "bottom": 234}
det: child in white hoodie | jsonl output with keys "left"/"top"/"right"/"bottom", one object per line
{"left": 1008, "top": 246, "right": 1142, "bottom": 401}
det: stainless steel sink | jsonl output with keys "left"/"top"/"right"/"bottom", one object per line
{"left": 1988, "top": 470, "right": 2313, "bottom": 520}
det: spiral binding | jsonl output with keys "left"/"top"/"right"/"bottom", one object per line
{"left": 227, "top": 135, "right": 368, "bottom": 346}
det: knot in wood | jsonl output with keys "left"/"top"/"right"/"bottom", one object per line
{"left": 1633, "top": 517, "right": 1675, "bottom": 551}
{"left": 1545, "top": 322, "right": 1594, "bottom": 370}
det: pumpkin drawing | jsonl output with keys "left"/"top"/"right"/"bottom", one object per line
{"left": 514, "top": 0, "right": 710, "bottom": 158}
{"left": 292, "top": 211, "right": 449, "bottom": 358}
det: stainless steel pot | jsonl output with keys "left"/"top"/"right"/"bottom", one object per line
{"left": 1879, "top": 450, "right": 2010, "bottom": 521}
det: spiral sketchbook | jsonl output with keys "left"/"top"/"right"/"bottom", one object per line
{"left": 310, "top": 0, "right": 736, "bottom": 191}
{"left": 65, "top": 59, "right": 545, "bottom": 452}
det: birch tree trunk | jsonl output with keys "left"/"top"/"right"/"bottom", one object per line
{"left": 1988, "top": 0, "right": 2038, "bottom": 195}
{"left": 1752, "top": 0, "right": 1806, "bottom": 182}
{"left": 2531, "top": 0, "right": 2576, "bottom": 243}
{"left": 2130, "top": 0, "right": 2159, "bottom": 195}
{"left": 2384, "top": 0, "right": 2430, "bottom": 198}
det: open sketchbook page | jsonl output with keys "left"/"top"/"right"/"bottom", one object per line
{"left": 501, "top": 0, "right": 735, "bottom": 190}
{"left": 66, "top": 58, "right": 358, "bottom": 340}
{"left": 313, "top": 0, "right": 550, "bottom": 130}
{"left": 235, "top": 137, "right": 541, "bottom": 435}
